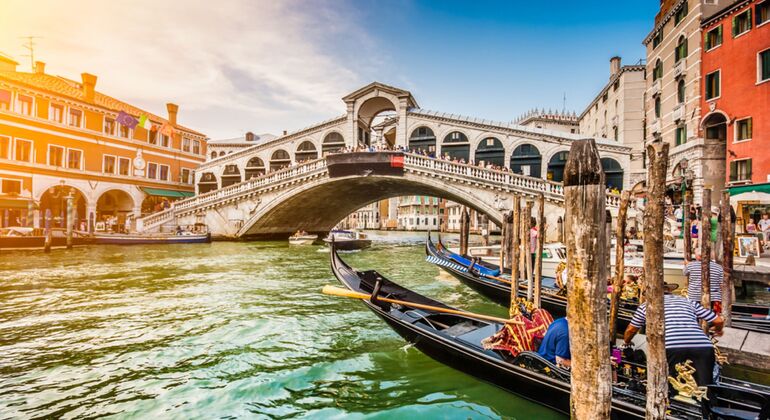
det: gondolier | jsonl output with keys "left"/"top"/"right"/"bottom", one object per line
{"left": 623, "top": 289, "right": 724, "bottom": 386}
{"left": 683, "top": 248, "right": 723, "bottom": 312}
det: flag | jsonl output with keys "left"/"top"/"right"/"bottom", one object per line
{"left": 160, "top": 123, "right": 176, "bottom": 137}
{"left": 138, "top": 114, "right": 152, "bottom": 130}
{"left": 0, "top": 89, "right": 10, "bottom": 103}
{"left": 116, "top": 111, "right": 138, "bottom": 129}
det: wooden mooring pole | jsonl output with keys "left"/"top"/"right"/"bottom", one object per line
{"left": 43, "top": 208, "right": 52, "bottom": 253}
{"left": 505, "top": 210, "right": 514, "bottom": 272}
{"left": 683, "top": 190, "right": 692, "bottom": 259}
{"left": 66, "top": 194, "right": 74, "bottom": 250}
{"left": 609, "top": 190, "right": 631, "bottom": 342}
{"left": 644, "top": 141, "right": 670, "bottom": 419}
{"left": 499, "top": 215, "right": 507, "bottom": 270}
{"left": 702, "top": 189, "right": 712, "bottom": 312}
{"left": 533, "top": 193, "right": 545, "bottom": 308}
{"left": 721, "top": 190, "right": 734, "bottom": 326}
{"left": 524, "top": 200, "right": 534, "bottom": 301}
{"left": 460, "top": 206, "right": 469, "bottom": 256}
{"left": 563, "top": 139, "right": 611, "bottom": 419}
{"left": 509, "top": 196, "right": 521, "bottom": 318}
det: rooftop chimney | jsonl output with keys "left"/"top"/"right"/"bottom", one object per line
{"left": 81, "top": 73, "right": 97, "bottom": 102}
{"left": 245, "top": 131, "right": 255, "bottom": 141}
{"left": 34, "top": 61, "right": 45, "bottom": 74}
{"left": 283, "top": 130, "right": 287, "bottom": 135}
{"left": 610, "top": 56, "right": 622, "bottom": 77}
{"left": 166, "top": 103, "right": 178, "bottom": 126}
{"left": 0, "top": 53, "right": 19, "bottom": 72}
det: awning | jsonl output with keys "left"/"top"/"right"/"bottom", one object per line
{"left": 0, "top": 198, "right": 33, "bottom": 209}
{"left": 140, "top": 187, "right": 195, "bottom": 198}
{"left": 729, "top": 182, "right": 770, "bottom": 196}
{"left": 729, "top": 183, "right": 770, "bottom": 204}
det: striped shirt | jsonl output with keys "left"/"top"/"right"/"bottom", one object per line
{"left": 630, "top": 295, "right": 717, "bottom": 349}
{"left": 683, "top": 261, "right": 723, "bottom": 303}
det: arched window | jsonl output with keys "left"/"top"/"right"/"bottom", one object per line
{"left": 655, "top": 97, "right": 661, "bottom": 118}
{"left": 474, "top": 137, "right": 504, "bottom": 167}
{"left": 677, "top": 79, "right": 686, "bottom": 103}
{"left": 408, "top": 126, "right": 436, "bottom": 154}
{"left": 653, "top": 59, "right": 663, "bottom": 81}
{"left": 510, "top": 144, "right": 542, "bottom": 178}
{"left": 441, "top": 131, "right": 470, "bottom": 162}
{"left": 547, "top": 151, "right": 569, "bottom": 182}
{"left": 601, "top": 158, "right": 624, "bottom": 190}
{"left": 270, "top": 149, "right": 291, "bottom": 171}
{"left": 295, "top": 141, "right": 318, "bottom": 162}
{"left": 245, "top": 156, "right": 265, "bottom": 180}
{"left": 198, "top": 172, "right": 218, "bottom": 194}
{"left": 221, "top": 164, "right": 241, "bottom": 188}
{"left": 675, "top": 36, "right": 688, "bottom": 62}
{"left": 322, "top": 132, "right": 345, "bottom": 155}
{"left": 210, "top": 151, "right": 217, "bottom": 159}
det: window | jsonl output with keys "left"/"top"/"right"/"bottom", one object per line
{"left": 16, "top": 94, "right": 32, "bottom": 115}
{"left": 733, "top": 9, "right": 752, "bottom": 37}
{"left": 68, "top": 108, "right": 82, "bottom": 127}
{"left": 103, "top": 155, "right": 116, "bottom": 174}
{"left": 653, "top": 59, "right": 663, "bottom": 81}
{"left": 104, "top": 118, "right": 116, "bottom": 136}
{"left": 736, "top": 118, "right": 753, "bottom": 141}
{"left": 613, "top": 80, "right": 619, "bottom": 91}
{"left": 760, "top": 49, "right": 770, "bottom": 82}
{"left": 705, "top": 70, "right": 720, "bottom": 100}
{"left": 182, "top": 138, "right": 191, "bottom": 152}
{"left": 675, "top": 36, "right": 688, "bottom": 62}
{"left": 14, "top": 139, "right": 32, "bottom": 162}
{"left": 148, "top": 129, "right": 158, "bottom": 145}
{"left": 655, "top": 97, "right": 661, "bottom": 118}
{"left": 67, "top": 149, "right": 82, "bottom": 170}
{"left": 705, "top": 25, "right": 723, "bottom": 50}
{"left": 675, "top": 2, "right": 688, "bottom": 25}
{"left": 181, "top": 168, "right": 193, "bottom": 184}
{"left": 675, "top": 125, "right": 687, "bottom": 146}
{"left": 653, "top": 30, "right": 663, "bottom": 49}
{"left": 0, "top": 89, "right": 11, "bottom": 110}
{"left": 1, "top": 179, "right": 21, "bottom": 194}
{"left": 48, "top": 145, "right": 65, "bottom": 167}
{"left": 118, "top": 157, "right": 131, "bottom": 176}
{"left": 160, "top": 134, "right": 170, "bottom": 148}
{"left": 147, "top": 162, "right": 158, "bottom": 179}
{"left": 159, "top": 164, "right": 169, "bottom": 181}
{"left": 677, "top": 79, "right": 686, "bottom": 103}
{"left": 0, "top": 136, "right": 9, "bottom": 159}
{"left": 758, "top": 1, "right": 769, "bottom": 26}
{"left": 730, "top": 159, "right": 752, "bottom": 182}
{"left": 50, "top": 104, "right": 64, "bottom": 123}
{"left": 193, "top": 140, "right": 200, "bottom": 154}
{"left": 119, "top": 124, "right": 131, "bottom": 138}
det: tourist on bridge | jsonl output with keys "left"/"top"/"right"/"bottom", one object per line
{"left": 623, "top": 286, "right": 724, "bottom": 386}
{"left": 683, "top": 248, "right": 724, "bottom": 313}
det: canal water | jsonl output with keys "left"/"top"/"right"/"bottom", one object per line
{"left": 0, "top": 231, "right": 564, "bottom": 419}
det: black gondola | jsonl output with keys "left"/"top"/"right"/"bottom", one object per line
{"left": 426, "top": 235, "right": 770, "bottom": 334}
{"left": 328, "top": 242, "right": 770, "bottom": 418}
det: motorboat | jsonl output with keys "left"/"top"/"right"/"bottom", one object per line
{"left": 289, "top": 231, "right": 318, "bottom": 245}
{"left": 323, "top": 230, "right": 371, "bottom": 251}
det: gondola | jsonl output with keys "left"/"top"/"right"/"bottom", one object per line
{"left": 328, "top": 242, "right": 770, "bottom": 419}
{"left": 90, "top": 231, "right": 211, "bottom": 245}
{"left": 427, "top": 235, "right": 770, "bottom": 334}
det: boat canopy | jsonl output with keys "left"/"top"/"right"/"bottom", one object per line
{"left": 140, "top": 187, "right": 195, "bottom": 198}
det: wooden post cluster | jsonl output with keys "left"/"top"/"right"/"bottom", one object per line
{"left": 609, "top": 190, "right": 631, "bottom": 342}
{"left": 509, "top": 196, "right": 521, "bottom": 318}
{"left": 523, "top": 201, "right": 534, "bottom": 301}
{"left": 533, "top": 193, "right": 546, "bottom": 309}
{"left": 481, "top": 214, "right": 489, "bottom": 246}
{"left": 563, "top": 139, "right": 611, "bottom": 419}
{"left": 701, "top": 189, "right": 712, "bottom": 310}
{"left": 27, "top": 200, "right": 34, "bottom": 228}
{"left": 505, "top": 210, "right": 514, "bottom": 271}
{"left": 43, "top": 208, "right": 52, "bottom": 253}
{"left": 683, "top": 190, "right": 692, "bottom": 259}
{"left": 66, "top": 194, "right": 74, "bottom": 250}
{"left": 721, "top": 190, "right": 734, "bottom": 326}
{"left": 643, "top": 141, "right": 670, "bottom": 419}
{"left": 460, "top": 206, "right": 470, "bottom": 256}
{"left": 499, "top": 214, "right": 508, "bottom": 270}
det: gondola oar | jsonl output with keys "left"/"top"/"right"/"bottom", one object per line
{"left": 322, "top": 285, "right": 525, "bottom": 325}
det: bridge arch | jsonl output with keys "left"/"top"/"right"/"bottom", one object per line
{"left": 269, "top": 149, "right": 292, "bottom": 172}
{"left": 322, "top": 131, "right": 345, "bottom": 155}
{"left": 198, "top": 172, "right": 219, "bottom": 194}
{"left": 474, "top": 136, "right": 505, "bottom": 168}
{"left": 546, "top": 149, "right": 570, "bottom": 182}
{"left": 245, "top": 156, "right": 266, "bottom": 180}
{"left": 441, "top": 131, "right": 471, "bottom": 162}
{"left": 408, "top": 126, "right": 437, "bottom": 154}
{"left": 601, "top": 157, "right": 624, "bottom": 190}
{"left": 295, "top": 140, "right": 318, "bottom": 162}
{"left": 221, "top": 164, "right": 242, "bottom": 188}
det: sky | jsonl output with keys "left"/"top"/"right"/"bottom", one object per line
{"left": 0, "top": 0, "right": 659, "bottom": 139}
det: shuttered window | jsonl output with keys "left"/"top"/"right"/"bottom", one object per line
{"left": 705, "top": 70, "right": 720, "bottom": 100}
{"left": 760, "top": 49, "right": 770, "bottom": 82}
{"left": 705, "top": 26, "right": 723, "bottom": 50}
{"left": 733, "top": 9, "right": 752, "bottom": 37}
{"left": 730, "top": 159, "right": 752, "bottom": 182}
{"left": 736, "top": 118, "right": 753, "bottom": 141}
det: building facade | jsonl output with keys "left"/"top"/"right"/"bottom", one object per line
{"left": 207, "top": 131, "right": 276, "bottom": 161}
{"left": 0, "top": 56, "right": 207, "bottom": 230}
{"left": 397, "top": 196, "right": 443, "bottom": 231}
{"left": 515, "top": 109, "right": 579, "bottom": 134}
{"left": 579, "top": 57, "right": 647, "bottom": 189}
{"left": 643, "top": 0, "right": 727, "bottom": 204}
{"left": 701, "top": 0, "right": 770, "bottom": 230}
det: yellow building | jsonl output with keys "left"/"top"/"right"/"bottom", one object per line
{"left": 0, "top": 54, "right": 208, "bottom": 231}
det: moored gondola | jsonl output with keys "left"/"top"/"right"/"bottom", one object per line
{"left": 327, "top": 242, "right": 742, "bottom": 419}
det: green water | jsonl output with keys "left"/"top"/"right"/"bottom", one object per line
{"left": 0, "top": 231, "right": 563, "bottom": 419}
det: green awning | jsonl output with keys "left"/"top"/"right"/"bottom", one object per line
{"left": 0, "top": 198, "right": 33, "bottom": 209}
{"left": 729, "top": 183, "right": 770, "bottom": 196}
{"left": 140, "top": 187, "right": 195, "bottom": 198}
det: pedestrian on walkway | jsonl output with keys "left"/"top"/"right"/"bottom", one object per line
{"left": 683, "top": 248, "right": 724, "bottom": 313}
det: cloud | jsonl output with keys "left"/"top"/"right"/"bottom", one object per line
{"left": 0, "top": 0, "right": 376, "bottom": 137}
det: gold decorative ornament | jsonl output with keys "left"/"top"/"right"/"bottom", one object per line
{"left": 667, "top": 360, "right": 707, "bottom": 404}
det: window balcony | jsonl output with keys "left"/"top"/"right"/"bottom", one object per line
{"left": 651, "top": 79, "right": 662, "bottom": 97}
{"left": 674, "top": 60, "right": 686, "bottom": 78}
{"left": 611, "top": 115, "right": 619, "bottom": 126}
{"left": 650, "top": 119, "right": 662, "bottom": 134}
{"left": 672, "top": 104, "right": 685, "bottom": 122}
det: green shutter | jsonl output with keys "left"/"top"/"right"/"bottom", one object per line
{"left": 733, "top": 16, "right": 738, "bottom": 36}
{"left": 730, "top": 161, "right": 738, "bottom": 181}
{"left": 748, "top": 118, "right": 753, "bottom": 139}
{"left": 717, "top": 26, "right": 723, "bottom": 45}
{"left": 747, "top": 159, "right": 753, "bottom": 180}
{"left": 748, "top": 9, "right": 753, "bottom": 29}
{"left": 763, "top": 50, "right": 770, "bottom": 80}
{"left": 705, "top": 32, "right": 711, "bottom": 50}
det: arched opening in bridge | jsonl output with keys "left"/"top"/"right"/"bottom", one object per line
{"left": 295, "top": 141, "right": 318, "bottom": 162}
{"left": 510, "top": 144, "right": 543, "bottom": 178}
{"left": 270, "top": 149, "right": 291, "bottom": 172}
{"left": 442, "top": 131, "right": 470, "bottom": 162}
{"left": 474, "top": 137, "right": 505, "bottom": 167}
{"left": 221, "top": 164, "right": 242, "bottom": 188}
{"left": 39, "top": 185, "right": 87, "bottom": 229}
{"left": 702, "top": 112, "right": 727, "bottom": 142}
{"left": 601, "top": 158, "right": 623, "bottom": 190}
{"left": 245, "top": 156, "right": 265, "bottom": 180}
{"left": 211, "top": 151, "right": 217, "bottom": 159}
{"left": 357, "top": 96, "right": 397, "bottom": 147}
{"left": 409, "top": 126, "right": 436, "bottom": 154}
{"left": 96, "top": 189, "right": 134, "bottom": 231}
{"left": 198, "top": 172, "right": 218, "bottom": 194}
{"left": 322, "top": 132, "right": 345, "bottom": 155}
{"left": 547, "top": 151, "right": 569, "bottom": 182}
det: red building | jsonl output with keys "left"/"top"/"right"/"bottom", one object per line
{"left": 700, "top": 0, "right": 770, "bottom": 230}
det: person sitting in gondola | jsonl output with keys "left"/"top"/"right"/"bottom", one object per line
{"left": 537, "top": 317, "right": 571, "bottom": 369}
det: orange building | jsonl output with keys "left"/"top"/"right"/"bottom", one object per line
{"left": 0, "top": 54, "right": 208, "bottom": 230}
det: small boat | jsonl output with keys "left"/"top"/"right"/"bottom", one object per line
{"left": 328, "top": 242, "right": 770, "bottom": 418}
{"left": 448, "top": 242, "right": 566, "bottom": 279}
{"left": 323, "top": 230, "right": 371, "bottom": 251}
{"left": 90, "top": 231, "right": 211, "bottom": 245}
{"left": 0, "top": 227, "right": 92, "bottom": 250}
{"left": 288, "top": 231, "right": 318, "bottom": 245}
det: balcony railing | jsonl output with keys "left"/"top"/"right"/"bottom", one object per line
{"left": 650, "top": 119, "right": 662, "bottom": 134}
{"left": 674, "top": 60, "right": 686, "bottom": 78}
{"left": 672, "top": 104, "right": 685, "bottom": 122}
{"left": 651, "top": 79, "right": 662, "bottom": 97}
